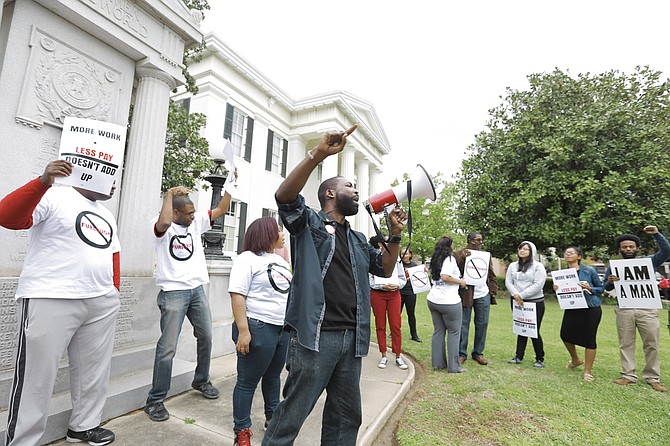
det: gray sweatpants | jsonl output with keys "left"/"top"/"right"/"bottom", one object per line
{"left": 5, "top": 290, "right": 119, "bottom": 446}
{"left": 427, "top": 300, "right": 463, "bottom": 372}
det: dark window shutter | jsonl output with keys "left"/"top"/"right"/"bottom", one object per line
{"left": 262, "top": 208, "right": 270, "bottom": 217}
{"left": 244, "top": 118, "right": 254, "bottom": 162}
{"left": 223, "top": 103, "right": 234, "bottom": 139}
{"left": 236, "top": 201, "right": 248, "bottom": 254}
{"left": 281, "top": 139, "right": 288, "bottom": 177}
{"left": 266, "top": 129, "right": 274, "bottom": 171}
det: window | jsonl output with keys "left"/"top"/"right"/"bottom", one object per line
{"left": 230, "top": 109, "right": 246, "bottom": 157}
{"left": 262, "top": 208, "right": 278, "bottom": 221}
{"left": 224, "top": 104, "right": 254, "bottom": 162}
{"left": 223, "top": 201, "right": 249, "bottom": 254}
{"left": 266, "top": 130, "right": 288, "bottom": 176}
{"left": 175, "top": 97, "right": 190, "bottom": 114}
{"left": 223, "top": 201, "right": 240, "bottom": 253}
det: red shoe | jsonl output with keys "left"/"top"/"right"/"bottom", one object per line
{"left": 235, "top": 428, "right": 252, "bottom": 446}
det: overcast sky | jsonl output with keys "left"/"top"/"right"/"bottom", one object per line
{"left": 201, "top": 1, "right": 670, "bottom": 185}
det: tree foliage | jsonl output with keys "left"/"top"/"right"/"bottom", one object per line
{"left": 180, "top": 1, "right": 210, "bottom": 94}
{"left": 456, "top": 67, "right": 670, "bottom": 260}
{"left": 162, "top": 101, "right": 214, "bottom": 193}
{"left": 391, "top": 172, "right": 465, "bottom": 262}
{"left": 157, "top": 0, "right": 212, "bottom": 193}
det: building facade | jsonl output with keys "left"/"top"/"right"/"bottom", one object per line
{"left": 176, "top": 32, "right": 391, "bottom": 253}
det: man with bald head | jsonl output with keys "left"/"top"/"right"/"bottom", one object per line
{"left": 144, "top": 178, "right": 234, "bottom": 422}
{"left": 262, "top": 126, "right": 406, "bottom": 446}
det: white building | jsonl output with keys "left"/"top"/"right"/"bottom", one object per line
{"left": 173, "top": 32, "right": 391, "bottom": 255}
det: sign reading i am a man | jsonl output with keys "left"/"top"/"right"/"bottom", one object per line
{"left": 610, "top": 258, "right": 662, "bottom": 309}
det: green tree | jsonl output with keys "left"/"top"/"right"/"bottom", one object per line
{"left": 456, "top": 67, "right": 670, "bottom": 260}
{"left": 159, "top": 0, "right": 212, "bottom": 192}
{"left": 391, "top": 172, "right": 465, "bottom": 262}
{"left": 161, "top": 101, "right": 214, "bottom": 193}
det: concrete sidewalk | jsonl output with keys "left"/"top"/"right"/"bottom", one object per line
{"left": 48, "top": 348, "right": 414, "bottom": 445}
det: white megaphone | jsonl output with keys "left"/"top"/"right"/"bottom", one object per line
{"left": 365, "top": 164, "right": 437, "bottom": 214}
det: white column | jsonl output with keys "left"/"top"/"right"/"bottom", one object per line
{"left": 340, "top": 146, "right": 355, "bottom": 182}
{"left": 368, "top": 167, "right": 382, "bottom": 236}
{"left": 355, "top": 158, "right": 370, "bottom": 235}
{"left": 117, "top": 66, "right": 176, "bottom": 275}
{"left": 321, "top": 153, "right": 339, "bottom": 180}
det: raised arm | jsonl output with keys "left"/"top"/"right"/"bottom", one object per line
{"left": 155, "top": 186, "right": 189, "bottom": 234}
{"left": 381, "top": 207, "right": 406, "bottom": 276}
{"left": 0, "top": 160, "right": 72, "bottom": 229}
{"left": 275, "top": 125, "right": 357, "bottom": 204}
{"left": 211, "top": 168, "right": 237, "bottom": 222}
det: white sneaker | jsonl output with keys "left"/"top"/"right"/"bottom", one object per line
{"left": 378, "top": 357, "right": 388, "bottom": 369}
{"left": 395, "top": 356, "right": 408, "bottom": 370}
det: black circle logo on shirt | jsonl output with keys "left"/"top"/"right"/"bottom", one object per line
{"left": 411, "top": 270, "right": 430, "bottom": 286}
{"left": 267, "top": 262, "right": 292, "bottom": 294}
{"left": 169, "top": 234, "right": 195, "bottom": 261}
{"left": 75, "top": 211, "right": 113, "bottom": 249}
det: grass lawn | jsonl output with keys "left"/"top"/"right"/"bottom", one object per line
{"left": 396, "top": 293, "right": 670, "bottom": 446}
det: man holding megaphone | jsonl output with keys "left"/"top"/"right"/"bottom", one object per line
{"left": 263, "top": 125, "right": 406, "bottom": 446}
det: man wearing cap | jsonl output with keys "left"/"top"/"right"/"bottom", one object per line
{"left": 454, "top": 232, "right": 498, "bottom": 366}
{"left": 604, "top": 226, "right": 670, "bottom": 392}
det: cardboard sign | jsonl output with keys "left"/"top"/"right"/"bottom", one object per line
{"left": 56, "top": 117, "right": 126, "bottom": 194}
{"left": 610, "top": 258, "right": 662, "bottom": 309}
{"left": 463, "top": 250, "right": 491, "bottom": 287}
{"left": 408, "top": 264, "right": 431, "bottom": 294}
{"left": 512, "top": 302, "right": 537, "bottom": 338}
{"left": 551, "top": 268, "right": 588, "bottom": 310}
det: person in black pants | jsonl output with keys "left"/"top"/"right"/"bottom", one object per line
{"left": 400, "top": 248, "right": 421, "bottom": 342}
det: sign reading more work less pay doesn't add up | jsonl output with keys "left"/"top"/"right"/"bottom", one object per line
{"left": 56, "top": 117, "right": 127, "bottom": 195}
{"left": 610, "top": 258, "right": 662, "bottom": 309}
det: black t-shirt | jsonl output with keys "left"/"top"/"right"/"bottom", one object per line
{"left": 321, "top": 222, "right": 357, "bottom": 330}
{"left": 400, "top": 261, "right": 417, "bottom": 295}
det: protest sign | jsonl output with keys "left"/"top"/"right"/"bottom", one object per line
{"left": 408, "top": 264, "right": 431, "bottom": 294}
{"left": 512, "top": 302, "right": 537, "bottom": 338}
{"left": 610, "top": 258, "right": 662, "bottom": 309}
{"left": 463, "top": 250, "right": 491, "bottom": 287}
{"left": 56, "top": 117, "right": 126, "bottom": 195}
{"left": 551, "top": 268, "right": 588, "bottom": 309}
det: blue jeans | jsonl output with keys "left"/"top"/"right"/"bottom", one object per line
{"left": 232, "top": 318, "right": 288, "bottom": 431}
{"left": 147, "top": 285, "right": 212, "bottom": 404}
{"left": 262, "top": 330, "right": 362, "bottom": 446}
{"left": 459, "top": 293, "right": 491, "bottom": 359}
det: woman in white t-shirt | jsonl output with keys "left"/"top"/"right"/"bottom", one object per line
{"left": 426, "top": 236, "right": 467, "bottom": 372}
{"left": 228, "top": 217, "right": 292, "bottom": 444}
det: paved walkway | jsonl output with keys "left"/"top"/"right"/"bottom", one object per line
{"left": 48, "top": 348, "right": 414, "bottom": 445}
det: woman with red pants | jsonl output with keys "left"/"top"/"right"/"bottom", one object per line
{"left": 369, "top": 235, "right": 409, "bottom": 370}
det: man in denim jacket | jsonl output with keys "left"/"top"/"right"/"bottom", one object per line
{"left": 605, "top": 225, "right": 670, "bottom": 392}
{"left": 262, "top": 125, "right": 406, "bottom": 446}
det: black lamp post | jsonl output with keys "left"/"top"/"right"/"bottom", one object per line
{"left": 202, "top": 159, "right": 229, "bottom": 260}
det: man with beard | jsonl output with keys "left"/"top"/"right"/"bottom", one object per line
{"left": 604, "top": 225, "right": 670, "bottom": 392}
{"left": 454, "top": 232, "right": 498, "bottom": 366}
{"left": 262, "top": 125, "right": 406, "bottom": 446}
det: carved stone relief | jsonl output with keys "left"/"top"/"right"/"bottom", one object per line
{"left": 15, "top": 28, "right": 123, "bottom": 129}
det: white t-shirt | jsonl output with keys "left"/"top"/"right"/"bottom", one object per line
{"left": 228, "top": 251, "right": 291, "bottom": 326}
{"left": 152, "top": 211, "right": 211, "bottom": 291}
{"left": 426, "top": 256, "right": 462, "bottom": 305}
{"left": 15, "top": 186, "right": 120, "bottom": 299}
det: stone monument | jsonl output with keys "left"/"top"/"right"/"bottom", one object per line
{"left": 0, "top": 1, "right": 234, "bottom": 444}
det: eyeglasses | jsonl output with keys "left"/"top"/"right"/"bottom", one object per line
{"left": 518, "top": 247, "right": 530, "bottom": 252}
{"left": 564, "top": 251, "right": 578, "bottom": 256}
